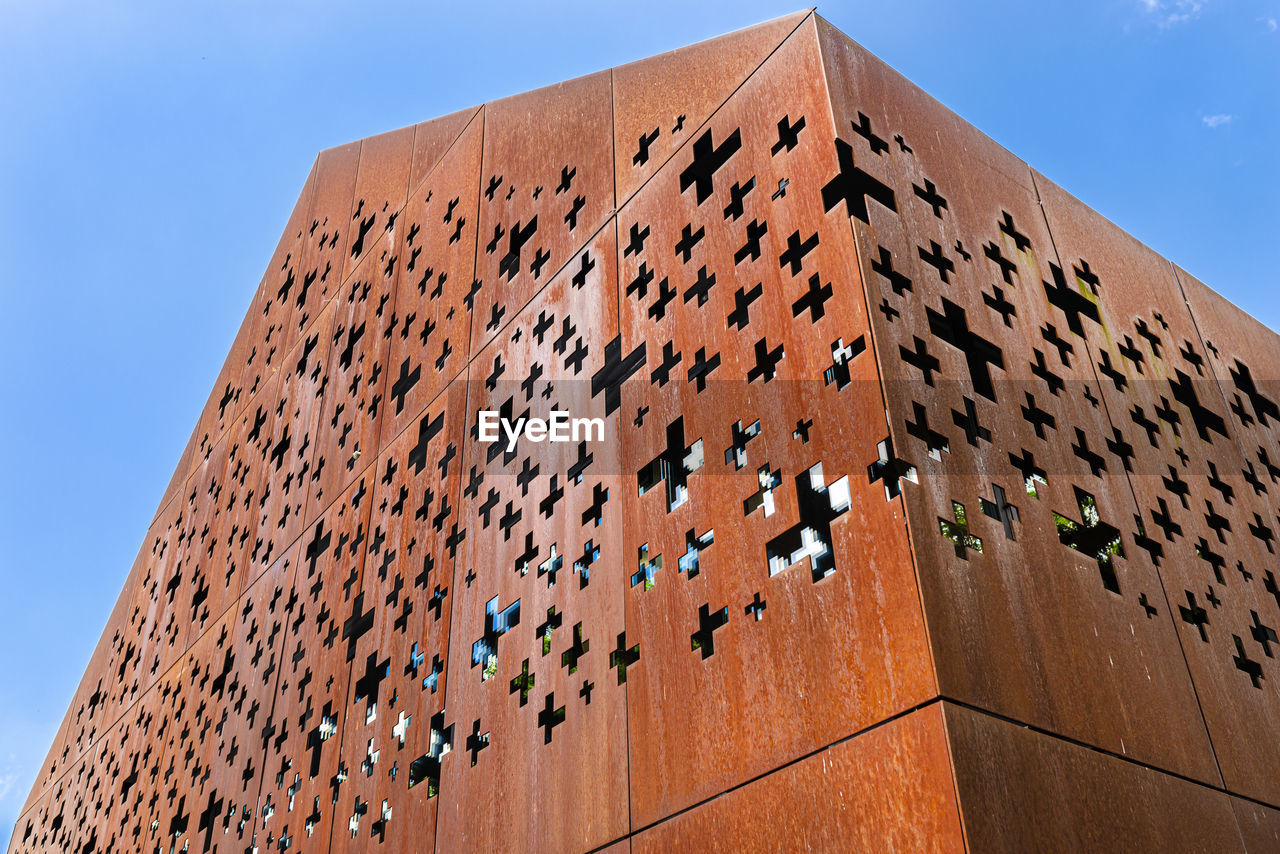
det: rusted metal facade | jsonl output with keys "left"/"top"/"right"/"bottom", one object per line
{"left": 11, "top": 11, "right": 1280, "bottom": 852}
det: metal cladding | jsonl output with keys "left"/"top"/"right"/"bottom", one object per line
{"left": 11, "top": 10, "right": 1280, "bottom": 853}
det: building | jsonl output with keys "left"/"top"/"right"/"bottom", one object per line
{"left": 10, "top": 10, "right": 1280, "bottom": 852}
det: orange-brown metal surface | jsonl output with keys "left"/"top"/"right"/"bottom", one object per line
{"left": 254, "top": 473, "right": 370, "bottom": 851}
{"left": 327, "top": 377, "right": 468, "bottom": 852}
{"left": 468, "top": 70, "right": 613, "bottom": 359}
{"left": 11, "top": 11, "right": 1280, "bottom": 854}
{"left": 377, "top": 111, "right": 484, "bottom": 448}
{"left": 408, "top": 107, "right": 480, "bottom": 197}
{"left": 631, "top": 704, "right": 964, "bottom": 853}
{"left": 437, "top": 229, "right": 631, "bottom": 853}
{"left": 617, "top": 17, "right": 933, "bottom": 826}
{"left": 340, "top": 126, "right": 415, "bottom": 285}
{"left": 1033, "top": 173, "right": 1280, "bottom": 805}
{"left": 816, "top": 17, "right": 1223, "bottom": 785}
{"left": 944, "top": 702, "right": 1245, "bottom": 852}
{"left": 1233, "top": 797, "right": 1280, "bottom": 852}
{"left": 612, "top": 11, "right": 808, "bottom": 205}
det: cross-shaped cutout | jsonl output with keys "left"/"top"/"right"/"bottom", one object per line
{"left": 678, "top": 528, "right": 715, "bottom": 578}
{"left": 1053, "top": 488, "right": 1124, "bottom": 593}
{"left": 939, "top": 501, "right": 983, "bottom": 559}
{"left": 637, "top": 417, "right": 704, "bottom": 512}
{"left": 690, "top": 604, "right": 729, "bottom": 660}
{"left": 766, "top": 463, "right": 852, "bottom": 581}
{"left": 980, "top": 484, "right": 1020, "bottom": 540}
{"left": 868, "top": 438, "right": 917, "bottom": 500}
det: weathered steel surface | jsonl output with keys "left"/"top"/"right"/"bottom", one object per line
{"left": 327, "top": 377, "right": 468, "bottom": 853}
{"left": 408, "top": 106, "right": 481, "bottom": 198}
{"left": 288, "top": 141, "right": 361, "bottom": 355}
{"left": 1035, "top": 172, "right": 1280, "bottom": 806}
{"left": 1171, "top": 266, "right": 1280, "bottom": 806}
{"left": 1232, "top": 797, "right": 1280, "bottom": 852}
{"left": 220, "top": 371, "right": 284, "bottom": 590}
{"left": 1179, "top": 267, "right": 1280, "bottom": 497}
{"left": 816, "top": 16, "right": 1222, "bottom": 785}
{"left": 612, "top": 10, "right": 807, "bottom": 204}
{"left": 438, "top": 229, "right": 631, "bottom": 853}
{"left": 944, "top": 702, "right": 1245, "bottom": 852}
{"left": 267, "top": 297, "right": 336, "bottom": 563}
{"left": 468, "top": 70, "right": 614, "bottom": 359}
{"left": 255, "top": 473, "right": 371, "bottom": 851}
{"left": 237, "top": 159, "right": 315, "bottom": 407}
{"left": 617, "top": 17, "right": 933, "bottom": 827}
{"left": 307, "top": 236, "right": 397, "bottom": 522}
{"left": 19, "top": 546, "right": 142, "bottom": 820}
{"left": 631, "top": 704, "right": 964, "bottom": 854}
{"left": 340, "top": 125, "right": 415, "bottom": 285}
{"left": 377, "top": 111, "right": 484, "bottom": 449}
{"left": 12, "top": 12, "right": 1280, "bottom": 854}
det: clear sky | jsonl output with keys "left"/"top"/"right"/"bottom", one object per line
{"left": 0, "top": 0, "right": 1276, "bottom": 840}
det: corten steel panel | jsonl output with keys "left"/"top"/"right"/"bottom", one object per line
{"left": 815, "top": 19, "right": 1221, "bottom": 785}
{"left": 378, "top": 111, "right": 484, "bottom": 450}
{"left": 188, "top": 159, "right": 310, "bottom": 458}
{"left": 188, "top": 301, "right": 257, "bottom": 471}
{"left": 144, "top": 547, "right": 299, "bottom": 854}
{"left": 1179, "top": 270, "right": 1280, "bottom": 625}
{"left": 19, "top": 544, "right": 143, "bottom": 819}
{"left": 1175, "top": 268, "right": 1280, "bottom": 805}
{"left": 154, "top": 425, "right": 201, "bottom": 528}
{"left": 207, "top": 317, "right": 293, "bottom": 591}
{"left": 178, "top": 429, "right": 235, "bottom": 647}
{"left": 257, "top": 297, "right": 335, "bottom": 573}
{"left": 20, "top": 15, "right": 1280, "bottom": 854}
{"left": 139, "top": 497, "right": 197, "bottom": 702}
{"left": 21, "top": 753, "right": 84, "bottom": 854}
{"left": 632, "top": 704, "right": 965, "bottom": 854}
{"left": 58, "top": 537, "right": 155, "bottom": 773}
{"left": 19, "top": 698, "right": 81, "bottom": 829}
{"left": 138, "top": 436, "right": 232, "bottom": 697}
{"left": 408, "top": 106, "right": 481, "bottom": 196}
{"left": 255, "top": 474, "right": 371, "bottom": 852}
{"left": 15, "top": 713, "right": 69, "bottom": 824}
{"left": 944, "top": 702, "right": 1245, "bottom": 853}
{"left": 42, "top": 765, "right": 90, "bottom": 854}
{"left": 8, "top": 786, "right": 50, "bottom": 854}
{"left": 237, "top": 160, "right": 316, "bottom": 408}
{"left": 63, "top": 496, "right": 189, "bottom": 766}
{"left": 1035, "top": 171, "right": 1280, "bottom": 805}
{"left": 289, "top": 141, "right": 361, "bottom": 353}
{"left": 151, "top": 640, "right": 254, "bottom": 854}
{"left": 216, "top": 369, "right": 285, "bottom": 593}
{"left": 468, "top": 70, "right": 613, "bottom": 359}
{"left": 611, "top": 10, "right": 807, "bottom": 204}
{"left": 340, "top": 125, "right": 415, "bottom": 284}
{"left": 1232, "top": 798, "right": 1280, "bottom": 853}
{"left": 327, "top": 377, "right": 469, "bottom": 852}
{"left": 305, "top": 245, "right": 397, "bottom": 523}
{"left": 1177, "top": 267, "right": 1280, "bottom": 545}
{"left": 147, "top": 625, "right": 209, "bottom": 852}
{"left": 58, "top": 670, "right": 173, "bottom": 853}
{"left": 618, "top": 18, "right": 934, "bottom": 826}
{"left": 162, "top": 284, "right": 262, "bottom": 528}
{"left": 146, "top": 500, "right": 203, "bottom": 680}
{"left": 437, "top": 228, "right": 630, "bottom": 853}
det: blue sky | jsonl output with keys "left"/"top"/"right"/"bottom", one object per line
{"left": 0, "top": 0, "right": 1275, "bottom": 840}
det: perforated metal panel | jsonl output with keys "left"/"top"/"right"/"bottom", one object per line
{"left": 12, "top": 12, "right": 1280, "bottom": 854}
